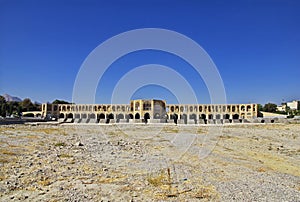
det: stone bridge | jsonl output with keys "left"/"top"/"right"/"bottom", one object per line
{"left": 22, "top": 111, "right": 42, "bottom": 118}
{"left": 41, "top": 99, "right": 258, "bottom": 124}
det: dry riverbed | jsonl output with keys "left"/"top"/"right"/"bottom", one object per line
{"left": 0, "top": 123, "right": 299, "bottom": 201}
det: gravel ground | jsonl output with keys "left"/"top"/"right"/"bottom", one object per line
{"left": 0, "top": 123, "right": 299, "bottom": 201}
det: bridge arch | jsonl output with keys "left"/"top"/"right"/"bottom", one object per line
{"left": 135, "top": 113, "right": 140, "bottom": 119}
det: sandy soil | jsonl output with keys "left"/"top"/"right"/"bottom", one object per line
{"left": 0, "top": 123, "right": 299, "bottom": 201}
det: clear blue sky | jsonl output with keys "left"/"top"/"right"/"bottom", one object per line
{"left": 0, "top": 0, "right": 299, "bottom": 104}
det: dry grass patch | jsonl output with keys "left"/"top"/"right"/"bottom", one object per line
{"left": 24, "top": 135, "right": 39, "bottom": 139}
{"left": 162, "top": 126, "right": 179, "bottom": 133}
{"left": 58, "top": 153, "right": 73, "bottom": 158}
{"left": 54, "top": 142, "right": 66, "bottom": 147}
{"left": 194, "top": 185, "right": 219, "bottom": 200}
{"left": 247, "top": 151, "right": 300, "bottom": 176}
{"left": 256, "top": 167, "right": 267, "bottom": 172}
{"left": 38, "top": 178, "right": 52, "bottom": 186}
{"left": 0, "top": 158, "right": 9, "bottom": 164}
{"left": 147, "top": 169, "right": 169, "bottom": 187}
{"left": 196, "top": 127, "right": 207, "bottom": 134}
{"left": 0, "top": 148, "right": 17, "bottom": 156}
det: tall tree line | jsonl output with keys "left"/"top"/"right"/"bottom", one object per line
{"left": 0, "top": 96, "right": 40, "bottom": 117}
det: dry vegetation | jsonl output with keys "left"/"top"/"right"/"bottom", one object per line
{"left": 0, "top": 123, "right": 299, "bottom": 201}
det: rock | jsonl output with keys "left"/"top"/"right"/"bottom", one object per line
{"left": 77, "top": 142, "right": 84, "bottom": 146}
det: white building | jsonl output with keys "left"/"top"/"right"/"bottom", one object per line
{"left": 278, "top": 100, "right": 300, "bottom": 112}
{"left": 276, "top": 105, "right": 286, "bottom": 112}
{"left": 286, "top": 100, "right": 300, "bottom": 110}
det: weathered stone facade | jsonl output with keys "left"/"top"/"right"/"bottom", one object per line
{"left": 41, "top": 99, "right": 257, "bottom": 124}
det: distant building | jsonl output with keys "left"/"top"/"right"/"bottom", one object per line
{"left": 286, "top": 100, "right": 300, "bottom": 110}
{"left": 276, "top": 105, "right": 286, "bottom": 112}
{"left": 278, "top": 100, "right": 300, "bottom": 112}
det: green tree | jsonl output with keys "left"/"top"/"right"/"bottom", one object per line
{"left": 52, "top": 99, "right": 70, "bottom": 104}
{"left": 0, "top": 96, "right": 7, "bottom": 117}
{"left": 21, "top": 98, "right": 34, "bottom": 112}
{"left": 257, "top": 104, "right": 263, "bottom": 112}
{"left": 263, "top": 103, "right": 277, "bottom": 112}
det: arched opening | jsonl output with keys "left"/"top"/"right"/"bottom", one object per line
{"left": 75, "top": 114, "right": 80, "bottom": 119}
{"left": 170, "top": 106, "right": 174, "bottom": 112}
{"left": 224, "top": 114, "right": 230, "bottom": 119}
{"left": 59, "top": 113, "right": 65, "bottom": 119}
{"left": 222, "top": 106, "right": 226, "bottom": 112}
{"left": 181, "top": 114, "right": 187, "bottom": 124}
{"left": 135, "top": 113, "right": 140, "bottom": 119}
{"left": 23, "top": 113, "right": 34, "bottom": 117}
{"left": 247, "top": 105, "right": 251, "bottom": 112}
{"left": 143, "top": 101, "right": 151, "bottom": 110}
{"left": 199, "top": 106, "right": 203, "bottom": 112}
{"left": 81, "top": 113, "right": 87, "bottom": 119}
{"left": 108, "top": 113, "right": 114, "bottom": 119}
{"left": 144, "top": 113, "right": 150, "bottom": 124}
{"left": 89, "top": 113, "right": 96, "bottom": 119}
{"left": 99, "top": 113, "right": 105, "bottom": 119}
{"left": 261, "top": 119, "right": 265, "bottom": 123}
{"left": 208, "top": 114, "right": 213, "bottom": 119}
{"left": 232, "top": 114, "right": 239, "bottom": 119}
{"left": 144, "top": 113, "right": 150, "bottom": 119}
{"left": 271, "top": 119, "right": 274, "bottom": 123}
{"left": 173, "top": 113, "right": 178, "bottom": 124}
{"left": 232, "top": 106, "right": 236, "bottom": 112}
{"left": 180, "top": 106, "right": 184, "bottom": 112}
{"left": 200, "top": 114, "right": 206, "bottom": 119}
{"left": 194, "top": 106, "right": 198, "bottom": 112}
{"left": 117, "top": 114, "right": 124, "bottom": 119}
{"left": 190, "top": 114, "right": 196, "bottom": 120}
{"left": 67, "top": 113, "right": 73, "bottom": 119}
{"left": 216, "top": 114, "right": 221, "bottom": 119}
{"left": 127, "top": 114, "right": 134, "bottom": 119}
{"left": 241, "top": 105, "right": 245, "bottom": 111}
{"left": 135, "top": 102, "right": 140, "bottom": 110}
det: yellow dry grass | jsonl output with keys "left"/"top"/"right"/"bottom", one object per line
{"left": 246, "top": 151, "right": 300, "bottom": 176}
{"left": 38, "top": 178, "right": 52, "bottom": 186}
{"left": 147, "top": 169, "right": 169, "bottom": 187}
{"left": 194, "top": 185, "right": 219, "bottom": 200}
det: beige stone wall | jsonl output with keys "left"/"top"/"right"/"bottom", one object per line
{"left": 166, "top": 104, "right": 257, "bottom": 120}
{"left": 42, "top": 101, "right": 257, "bottom": 121}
